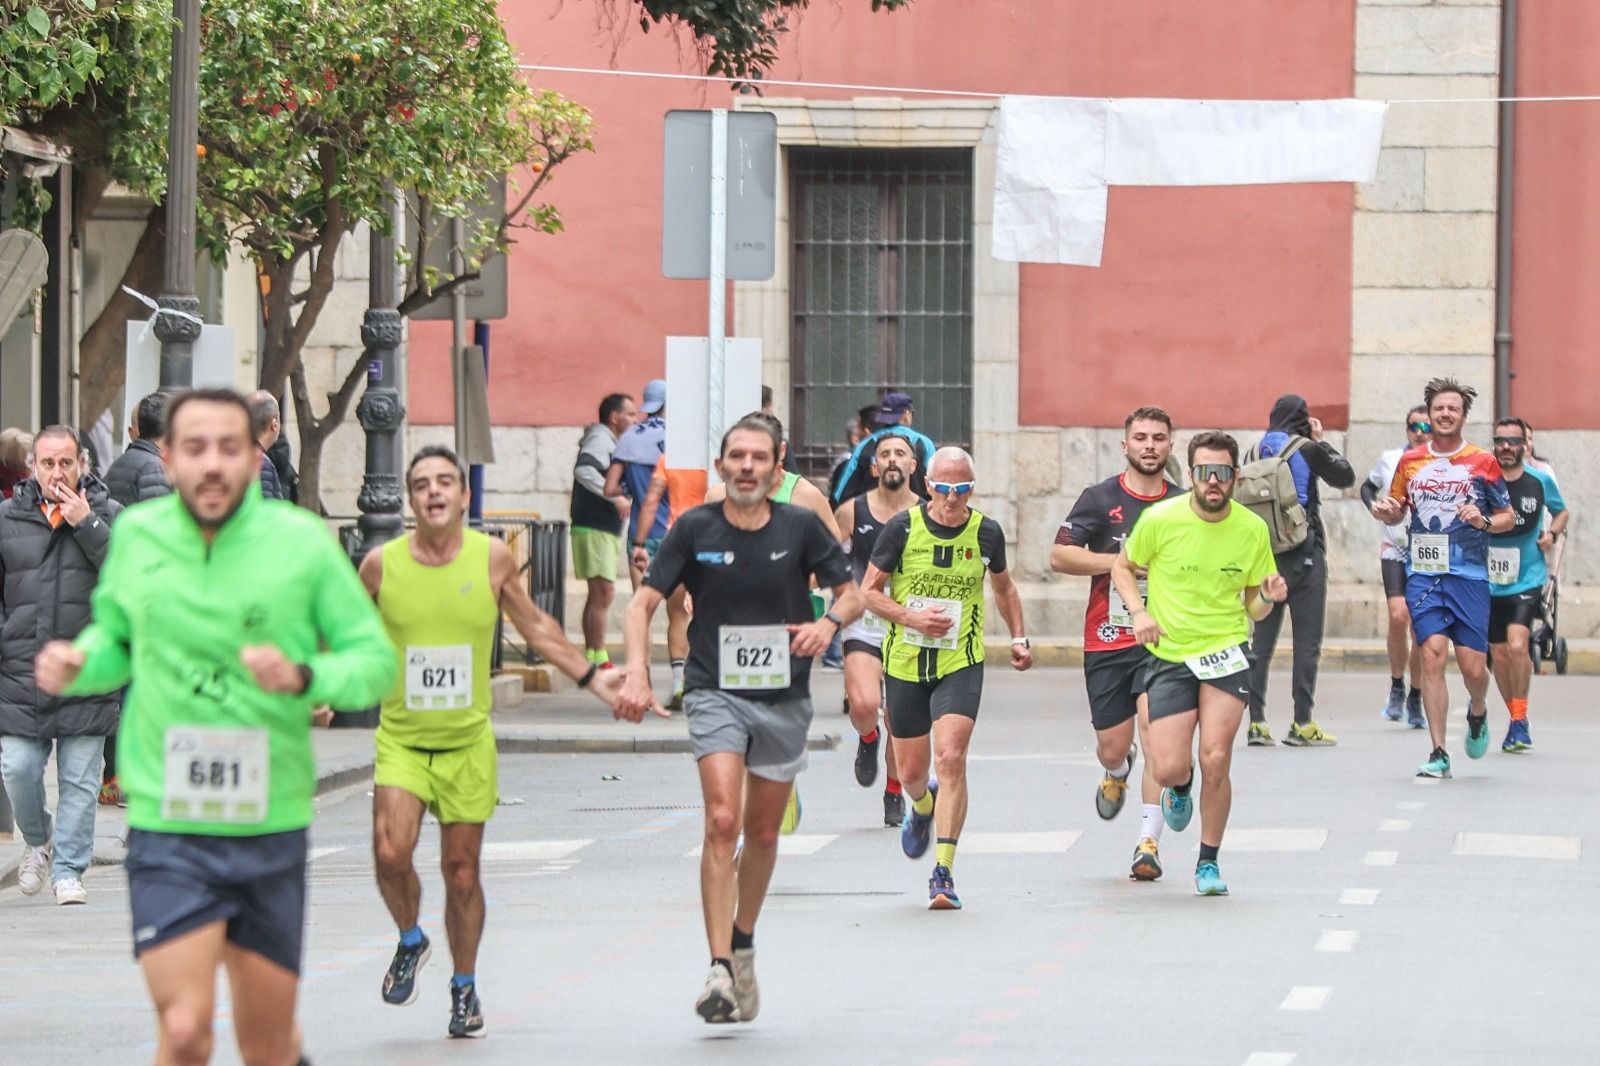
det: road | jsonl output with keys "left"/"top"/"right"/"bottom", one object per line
{"left": 2, "top": 668, "right": 1596, "bottom": 1065}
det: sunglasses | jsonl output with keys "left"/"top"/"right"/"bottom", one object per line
{"left": 1493, "top": 436, "right": 1526, "bottom": 447}
{"left": 929, "top": 481, "right": 974, "bottom": 496}
{"left": 1191, "top": 464, "right": 1236, "bottom": 483}
{"left": 1408, "top": 422, "right": 1431, "bottom": 434}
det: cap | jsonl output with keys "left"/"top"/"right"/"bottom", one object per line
{"left": 875, "top": 391, "right": 914, "bottom": 425}
{"left": 641, "top": 379, "right": 667, "bottom": 415}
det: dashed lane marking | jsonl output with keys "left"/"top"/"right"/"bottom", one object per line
{"left": 1280, "top": 987, "right": 1330, "bottom": 1011}
{"left": 1315, "top": 930, "right": 1359, "bottom": 953}
{"left": 1379, "top": 819, "right": 1411, "bottom": 832}
{"left": 959, "top": 831, "right": 1082, "bottom": 854}
{"left": 1361, "top": 850, "right": 1398, "bottom": 866}
{"left": 1208, "top": 829, "right": 1326, "bottom": 852}
{"left": 1452, "top": 832, "right": 1581, "bottom": 860}
{"left": 684, "top": 834, "right": 838, "bottom": 858}
{"left": 1339, "top": 888, "right": 1380, "bottom": 906}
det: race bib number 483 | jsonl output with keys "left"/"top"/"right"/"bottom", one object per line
{"left": 1186, "top": 645, "right": 1249, "bottom": 681}
{"left": 163, "top": 727, "right": 269, "bottom": 824}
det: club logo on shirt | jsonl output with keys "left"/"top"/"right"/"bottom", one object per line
{"left": 857, "top": 524, "right": 874, "bottom": 534}
{"left": 1520, "top": 497, "right": 1538, "bottom": 514}
{"left": 932, "top": 545, "right": 955, "bottom": 569}
{"left": 1109, "top": 506, "right": 1125, "bottom": 524}
{"left": 770, "top": 550, "right": 789, "bottom": 561}
{"left": 696, "top": 551, "right": 735, "bottom": 565}
{"left": 1097, "top": 622, "right": 1120, "bottom": 643}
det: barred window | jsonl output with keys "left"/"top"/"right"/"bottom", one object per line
{"left": 789, "top": 147, "right": 973, "bottom": 474}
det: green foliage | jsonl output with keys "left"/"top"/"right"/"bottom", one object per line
{"left": 635, "top": 0, "right": 912, "bottom": 84}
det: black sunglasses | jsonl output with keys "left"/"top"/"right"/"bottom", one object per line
{"left": 1191, "top": 463, "right": 1236, "bottom": 483}
{"left": 1493, "top": 436, "right": 1526, "bottom": 447}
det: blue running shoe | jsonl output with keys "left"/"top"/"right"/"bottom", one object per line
{"left": 1501, "top": 723, "right": 1520, "bottom": 753}
{"left": 900, "top": 781, "right": 937, "bottom": 859}
{"left": 928, "top": 864, "right": 962, "bottom": 910}
{"left": 1382, "top": 687, "right": 1404, "bottom": 722}
{"left": 1464, "top": 713, "right": 1489, "bottom": 760}
{"left": 1516, "top": 719, "right": 1533, "bottom": 750}
{"left": 1406, "top": 692, "right": 1426, "bottom": 730}
{"left": 1502, "top": 718, "right": 1531, "bottom": 752}
{"left": 1194, "top": 861, "right": 1229, "bottom": 896}
{"left": 1160, "top": 786, "right": 1194, "bottom": 833}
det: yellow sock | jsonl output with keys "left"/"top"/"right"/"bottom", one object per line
{"left": 912, "top": 788, "right": 935, "bottom": 816}
{"left": 935, "top": 839, "right": 958, "bottom": 870}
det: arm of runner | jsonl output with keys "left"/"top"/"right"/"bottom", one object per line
{"left": 792, "top": 478, "right": 841, "bottom": 541}
{"left": 619, "top": 584, "right": 667, "bottom": 721}
{"left": 490, "top": 540, "right": 626, "bottom": 713}
{"left": 1111, "top": 546, "right": 1162, "bottom": 648}
{"left": 1374, "top": 462, "right": 1409, "bottom": 524}
{"left": 1542, "top": 474, "right": 1570, "bottom": 548}
{"left": 1050, "top": 543, "right": 1112, "bottom": 576}
{"left": 861, "top": 563, "right": 952, "bottom": 638}
{"left": 1360, "top": 474, "right": 1381, "bottom": 511}
{"left": 357, "top": 543, "right": 383, "bottom": 601}
{"left": 1246, "top": 573, "right": 1289, "bottom": 622}
{"left": 833, "top": 501, "right": 853, "bottom": 548}
{"left": 791, "top": 580, "right": 862, "bottom": 657}
{"left": 1050, "top": 490, "right": 1111, "bottom": 575}
{"left": 989, "top": 567, "right": 1033, "bottom": 671}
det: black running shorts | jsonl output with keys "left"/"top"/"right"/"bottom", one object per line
{"left": 1488, "top": 590, "right": 1540, "bottom": 645}
{"left": 886, "top": 665, "right": 984, "bottom": 739}
{"left": 1083, "top": 645, "right": 1148, "bottom": 731}
{"left": 1136, "top": 647, "right": 1253, "bottom": 721}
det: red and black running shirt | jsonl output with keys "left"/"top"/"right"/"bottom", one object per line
{"left": 1055, "top": 473, "right": 1177, "bottom": 652}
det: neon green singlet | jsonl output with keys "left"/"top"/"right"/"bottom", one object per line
{"left": 377, "top": 529, "right": 500, "bottom": 749}
{"left": 884, "top": 505, "right": 988, "bottom": 682}
{"left": 772, "top": 470, "right": 801, "bottom": 504}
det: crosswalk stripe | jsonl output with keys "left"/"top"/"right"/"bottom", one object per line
{"left": 1280, "top": 986, "right": 1330, "bottom": 1011}
{"left": 481, "top": 839, "right": 592, "bottom": 862}
{"left": 1213, "top": 829, "right": 1326, "bottom": 852}
{"left": 685, "top": 834, "right": 838, "bottom": 858}
{"left": 958, "top": 831, "right": 1081, "bottom": 854}
{"left": 1452, "top": 832, "right": 1581, "bottom": 860}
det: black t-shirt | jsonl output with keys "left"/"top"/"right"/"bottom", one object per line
{"left": 1056, "top": 473, "right": 1176, "bottom": 652}
{"left": 645, "top": 501, "right": 851, "bottom": 702}
{"left": 870, "top": 504, "right": 1008, "bottom": 575}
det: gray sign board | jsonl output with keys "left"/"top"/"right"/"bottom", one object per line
{"left": 408, "top": 176, "right": 509, "bottom": 321}
{"left": 662, "top": 111, "right": 777, "bottom": 281}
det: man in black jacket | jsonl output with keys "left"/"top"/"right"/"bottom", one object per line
{"left": 104, "top": 392, "right": 171, "bottom": 507}
{"left": 0, "top": 426, "right": 120, "bottom": 904}
{"left": 247, "top": 390, "right": 286, "bottom": 500}
{"left": 1245, "top": 395, "right": 1356, "bottom": 747}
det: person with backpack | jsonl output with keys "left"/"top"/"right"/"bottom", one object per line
{"left": 1237, "top": 394, "right": 1355, "bottom": 747}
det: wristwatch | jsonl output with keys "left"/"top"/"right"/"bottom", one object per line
{"left": 1011, "top": 637, "right": 1030, "bottom": 649}
{"left": 824, "top": 610, "right": 845, "bottom": 629}
{"left": 296, "top": 662, "right": 314, "bottom": 696}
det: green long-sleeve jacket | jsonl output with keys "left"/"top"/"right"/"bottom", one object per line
{"left": 66, "top": 484, "right": 395, "bottom": 836}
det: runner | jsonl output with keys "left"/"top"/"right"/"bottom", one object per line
{"left": 616, "top": 414, "right": 860, "bottom": 1024}
{"left": 360, "top": 445, "right": 629, "bottom": 1039}
{"left": 1371, "top": 378, "right": 1513, "bottom": 779}
{"left": 1486, "top": 418, "right": 1567, "bottom": 752}
{"left": 1051, "top": 406, "right": 1178, "bottom": 881}
{"left": 832, "top": 431, "right": 921, "bottom": 827}
{"left": 1112, "top": 431, "right": 1285, "bottom": 896}
{"left": 1362, "top": 405, "right": 1431, "bottom": 728}
{"left": 35, "top": 388, "right": 396, "bottom": 1065}
{"left": 631, "top": 450, "right": 708, "bottom": 711}
{"left": 863, "top": 447, "right": 1032, "bottom": 910}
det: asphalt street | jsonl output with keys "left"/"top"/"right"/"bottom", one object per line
{"left": 3, "top": 667, "right": 1596, "bottom": 1066}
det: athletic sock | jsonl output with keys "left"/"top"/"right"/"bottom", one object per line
{"left": 1139, "top": 804, "right": 1164, "bottom": 842}
{"left": 592, "top": 649, "right": 611, "bottom": 667}
{"left": 1198, "top": 843, "right": 1219, "bottom": 864}
{"left": 1173, "top": 766, "right": 1194, "bottom": 796}
{"left": 1109, "top": 755, "right": 1132, "bottom": 781}
{"left": 731, "top": 925, "right": 754, "bottom": 951}
{"left": 1390, "top": 675, "right": 1404, "bottom": 692}
{"left": 885, "top": 777, "right": 902, "bottom": 795}
{"left": 1508, "top": 697, "right": 1528, "bottom": 722}
{"left": 671, "top": 659, "right": 686, "bottom": 692}
{"left": 712, "top": 957, "right": 733, "bottom": 976}
{"left": 1407, "top": 685, "right": 1422, "bottom": 702}
{"left": 451, "top": 973, "right": 475, "bottom": 989}
{"left": 860, "top": 727, "right": 879, "bottom": 744}
{"left": 911, "top": 788, "right": 935, "bottom": 816}
{"left": 399, "top": 924, "right": 424, "bottom": 948}
{"left": 935, "top": 839, "right": 958, "bottom": 870}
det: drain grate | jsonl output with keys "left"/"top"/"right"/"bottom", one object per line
{"left": 571, "top": 805, "right": 702, "bottom": 813}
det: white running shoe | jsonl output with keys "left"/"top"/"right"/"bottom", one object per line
{"left": 53, "top": 877, "right": 87, "bottom": 905}
{"left": 18, "top": 842, "right": 51, "bottom": 896}
{"left": 695, "top": 963, "right": 740, "bottom": 1024}
{"left": 731, "top": 947, "right": 759, "bottom": 1022}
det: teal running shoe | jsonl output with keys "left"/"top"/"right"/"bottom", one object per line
{"left": 1194, "top": 861, "right": 1229, "bottom": 896}
{"left": 1417, "top": 747, "right": 1452, "bottom": 778}
{"left": 1160, "top": 786, "right": 1194, "bottom": 832}
{"left": 1464, "top": 713, "right": 1489, "bottom": 760}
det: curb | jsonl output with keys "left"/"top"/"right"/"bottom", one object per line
{"left": 494, "top": 731, "right": 844, "bottom": 756}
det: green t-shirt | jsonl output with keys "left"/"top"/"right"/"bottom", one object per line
{"left": 1123, "top": 494, "right": 1276, "bottom": 664}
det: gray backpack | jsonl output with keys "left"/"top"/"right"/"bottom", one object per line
{"left": 1234, "top": 436, "right": 1310, "bottom": 553}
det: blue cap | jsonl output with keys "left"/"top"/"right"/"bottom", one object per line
{"left": 641, "top": 379, "right": 667, "bottom": 415}
{"left": 875, "top": 391, "right": 914, "bottom": 425}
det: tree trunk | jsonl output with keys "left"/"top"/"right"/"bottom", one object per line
{"left": 289, "top": 353, "right": 368, "bottom": 515}
{"left": 77, "top": 203, "right": 164, "bottom": 428}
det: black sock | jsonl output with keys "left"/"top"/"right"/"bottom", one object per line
{"left": 1407, "top": 686, "right": 1421, "bottom": 701}
{"left": 731, "top": 926, "right": 754, "bottom": 952}
{"left": 1199, "top": 843, "right": 1219, "bottom": 863}
{"left": 1174, "top": 766, "right": 1194, "bottom": 795}
{"left": 1390, "top": 675, "right": 1404, "bottom": 691}
{"left": 712, "top": 956, "right": 733, "bottom": 975}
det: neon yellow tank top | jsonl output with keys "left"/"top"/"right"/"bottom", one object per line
{"left": 884, "top": 505, "right": 988, "bottom": 682}
{"left": 772, "top": 471, "right": 801, "bottom": 504}
{"left": 377, "top": 530, "right": 500, "bottom": 748}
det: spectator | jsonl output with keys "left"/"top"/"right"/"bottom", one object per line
{"left": 246, "top": 390, "right": 286, "bottom": 500}
{"left": 267, "top": 433, "right": 300, "bottom": 505}
{"left": 830, "top": 391, "right": 938, "bottom": 505}
{"left": 571, "top": 392, "right": 637, "bottom": 668}
{"left": 0, "top": 425, "right": 121, "bottom": 905}
{"left": 827, "top": 408, "right": 873, "bottom": 502}
{"left": 0, "top": 428, "right": 31, "bottom": 499}
{"left": 104, "top": 391, "right": 172, "bottom": 507}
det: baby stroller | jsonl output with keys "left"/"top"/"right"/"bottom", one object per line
{"left": 1529, "top": 533, "right": 1570, "bottom": 676}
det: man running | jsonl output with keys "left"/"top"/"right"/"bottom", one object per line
{"left": 1363, "top": 406, "right": 1431, "bottom": 728}
{"left": 1113, "top": 431, "right": 1285, "bottom": 896}
{"left": 1486, "top": 418, "right": 1567, "bottom": 752}
{"left": 1371, "top": 378, "right": 1513, "bottom": 779}
{"left": 832, "top": 431, "right": 920, "bottom": 827}
{"left": 1051, "top": 406, "right": 1177, "bottom": 881}
{"left": 617, "top": 414, "right": 860, "bottom": 1024}
{"left": 863, "top": 447, "right": 1031, "bottom": 911}
{"left": 361, "top": 445, "right": 628, "bottom": 1039}
{"left": 35, "top": 388, "right": 395, "bottom": 1066}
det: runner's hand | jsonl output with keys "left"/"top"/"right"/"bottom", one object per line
{"left": 1370, "top": 498, "right": 1403, "bottom": 524}
{"left": 787, "top": 619, "right": 835, "bottom": 658}
{"left": 908, "top": 608, "right": 954, "bottom": 638}
{"left": 1261, "top": 573, "right": 1289, "bottom": 604}
{"left": 630, "top": 546, "right": 650, "bottom": 573}
{"left": 35, "top": 640, "right": 84, "bottom": 695}
{"left": 1538, "top": 530, "right": 1554, "bottom": 552}
{"left": 1010, "top": 643, "right": 1033, "bottom": 672}
{"left": 1132, "top": 609, "right": 1163, "bottom": 648}
{"left": 56, "top": 484, "right": 93, "bottom": 527}
{"left": 594, "top": 667, "right": 665, "bottom": 719}
{"left": 616, "top": 667, "right": 660, "bottom": 722}
{"left": 1458, "top": 501, "right": 1486, "bottom": 530}
{"left": 241, "top": 645, "right": 306, "bottom": 694}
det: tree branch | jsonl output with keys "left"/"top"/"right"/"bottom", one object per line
{"left": 396, "top": 268, "right": 481, "bottom": 317}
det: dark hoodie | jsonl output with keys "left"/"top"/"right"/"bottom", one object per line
{"left": 1254, "top": 394, "right": 1356, "bottom": 555}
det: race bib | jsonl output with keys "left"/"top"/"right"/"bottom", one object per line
{"left": 902, "top": 596, "right": 963, "bottom": 650}
{"left": 719, "top": 625, "right": 792, "bottom": 690}
{"left": 1107, "top": 579, "right": 1149, "bottom": 630}
{"left": 163, "top": 727, "right": 269, "bottom": 825}
{"left": 405, "top": 645, "right": 473, "bottom": 710}
{"left": 1411, "top": 533, "right": 1449, "bottom": 575}
{"left": 1488, "top": 546, "right": 1521, "bottom": 587}
{"left": 1186, "top": 645, "right": 1249, "bottom": 681}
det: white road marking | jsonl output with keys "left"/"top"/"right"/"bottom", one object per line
{"left": 1280, "top": 987, "right": 1330, "bottom": 1011}
{"left": 481, "top": 839, "right": 592, "bottom": 862}
{"left": 1362, "top": 850, "right": 1398, "bottom": 866}
{"left": 1397, "top": 801, "right": 1426, "bottom": 811}
{"left": 1207, "top": 829, "right": 1326, "bottom": 852}
{"left": 958, "top": 831, "right": 1082, "bottom": 854}
{"left": 1339, "top": 888, "right": 1380, "bottom": 906}
{"left": 308, "top": 847, "right": 344, "bottom": 863}
{"left": 1315, "top": 930, "right": 1359, "bottom": 953}
{"left": 1379, "top": 819, "right": 1411, "bottom": 832}
{"left": 685, "top": 834, "right": 839, "bottom": 858}
{"left": 1452, "top": 832, "right": 1581, "bottom": 861}
{"left": 968, "top": 753, "right": 1075, "bottom": 762}
{"left": 1243, "top": 1055, "right": 1297, "bottom": 1066}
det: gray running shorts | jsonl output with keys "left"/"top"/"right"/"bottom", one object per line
{"left": 683, "top": 688, "right": 813, "bottom": 783}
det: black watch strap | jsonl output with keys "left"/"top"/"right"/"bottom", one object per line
{"left": 578, "top": 663, "right": 598, "bottom": 689}
{"left": 296, "top": 662, "right": 314, "bottom": 696}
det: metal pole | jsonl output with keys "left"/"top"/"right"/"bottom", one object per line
{"left": 706, "top": 109, "right": 728, "bottom": 475}
{"left": 450, "top": 217, "right": 468, "bottom": 461}
{"left": 1493, "top": 0, "right": 1518, "bottom": 421}
{"left": 469, "top": 320, "right": 488, "bottom": 522}
{"left": 153, "top": 0, "right": 202, "bottom": 388}
{"left": 351, "top": 188, "right": 406, "bottom": 562}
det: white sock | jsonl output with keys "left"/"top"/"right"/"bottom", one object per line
{"left": 1140, "top": 804, "right": 1163, "bottom": 843}
{"left": 671, "top": 659, "right": 686, "bottom": 691}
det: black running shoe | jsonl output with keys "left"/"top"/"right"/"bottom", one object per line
{"left": 883, "top": 790, "right": 905, "bottom": 827}
{"left": 448, "top": 981, "right": 486, "bottom": 1039}
{"left": 854, "top": 731, "right": 881, "bottom": 788}
{"left": 382, "top": 935, "right": 430, "bottom": 1006}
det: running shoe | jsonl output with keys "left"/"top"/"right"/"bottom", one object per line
{"left": 53, "top": 876, "right": 87, "bottom": 905}
{"left": 1246, "top": 722, "right": 1276, "bottom": 747}
{"left": 928, "top": 864, "right": 962, "bottom": 910}
{"left": 1129, "top": 837, "right": 1163, "bottom": 882}
{"left": 1094, "top": 747, "right": 1136, "bottom": 820}
{"left": 98, "top": 776, "right": 126, "bottom": 807}
{"left": 1382, "top": 688, "right": 1405, "bottom": 722}
{"left": 17, "top": 840, "right": 51, "bottom": 896}
{"left": 779, "top": 785, "right": 802, "bottom": 834}
{"left": 1284, "top": 721, "right": 1338, "bottom": 747}
{"left": 854, "top": 731, "right": 881, "bottom": 788}
{"left": 381, "top": 934, "right": 431, "bottom": 1006}
{"left": 1516, "top": 719, "right": 1533, "bottom": 750}
{"left": 1160, "top": 786, "right": 1193, "bottom": 833}
{"left": 1405, "top": 692, "right": 1426, "bottom": 730}
{"left": 1194, "top": 861, "right": 1229, "bottom": 896}
{"left": 666, "top": 690, "right": 684, "bottom": 714}
{"left": 447, "top": 981, "right": 486, "bottom": 1039}
{"left": 900, "top": 781, "right": 938, "bottom": 859}
{"left": 731, "top": 948, "right": 759, "bottom": 1022}
{"left": 695, "top": 963, "right": 740, "bottom": 1024}
{"left": 1501, "top": 718, "right": 1532, "bottom": 752}
{"left": 1464, "top": 713, "right": 1489, "bottom": 760}
{"left": 1416, "top": 747, "right": 1452, "bottom": 779}
{"left": 882, "top": 790, "right": 905, "bottom": 828}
